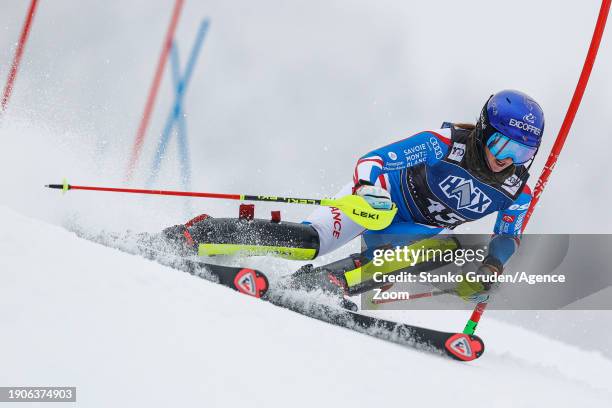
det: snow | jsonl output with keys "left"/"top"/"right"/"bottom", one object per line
{"left": 1, "top": 206, "right": 611, "bottom": 407}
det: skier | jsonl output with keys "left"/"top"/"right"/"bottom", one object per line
{"left": 163, "top": 89, "right": 544, "bottom": 303}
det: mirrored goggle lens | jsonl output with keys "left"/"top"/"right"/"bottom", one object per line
{"left": 486, "top": 132, "right": 537, "bottom": 164}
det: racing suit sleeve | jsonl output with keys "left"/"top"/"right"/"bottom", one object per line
{"left": 485, "top": 185, "right": 532, "bottom": 271}
{"left": 352, "top": 130, "right": 450, "bottom": 191}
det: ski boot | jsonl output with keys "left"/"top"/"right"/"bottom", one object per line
{"left": 161, "top": 214, "right": 211, "bottom": 256}
{"left": 284, "top": 254, "right": 370, "bottom": 311}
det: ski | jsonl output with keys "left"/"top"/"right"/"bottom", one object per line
{"left": 182, "top": 259, "right": 484, "bottom": 361}
{"left": 71, "top": 228, "right": 484, "bottom": 361}
{"left": 345, "top": 309, "right": 484, "bottom": 361}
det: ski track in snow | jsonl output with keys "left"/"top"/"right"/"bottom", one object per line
{"left": 1, "top": 205, "right": 612, "bottom": 407}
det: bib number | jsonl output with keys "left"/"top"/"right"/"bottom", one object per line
{"left": 426, "top": 198, "right": 466, "bottom": 226}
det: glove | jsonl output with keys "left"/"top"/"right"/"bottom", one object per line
{"left": 456, "top": 264, "right": 499, "bottom": 304}
{"left": 354, "top": 184, "right": 393, "bottom": 210}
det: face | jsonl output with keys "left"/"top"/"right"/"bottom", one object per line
{"left": 485, "top": 146, "right": 514, "bottom": 172}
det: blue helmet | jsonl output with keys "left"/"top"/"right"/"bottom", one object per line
{"left": 481, "top": 89, "right": 545, "bottom": 148}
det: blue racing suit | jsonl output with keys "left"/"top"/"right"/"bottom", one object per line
{"left": 354, "top": 124, "right": 531, "bottom": 270}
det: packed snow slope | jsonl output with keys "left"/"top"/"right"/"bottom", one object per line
{"left": 1, "top": 205, "right": 612, "bottom": 407}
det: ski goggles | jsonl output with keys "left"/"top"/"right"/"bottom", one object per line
{"left": 486, "top": 132, "right": 538, "bottom": 164}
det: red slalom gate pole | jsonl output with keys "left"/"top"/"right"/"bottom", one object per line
{"left": 125, "top": 0, "right": 185, "bottom": 182}
{"left": 525, "top": 0, "right": 611, "bottom": 226}
{"left": 1, "top": 0, "right": 39, "bottom": 113}
{"left": 463, "top": 0, "right": 611, "bottom": 336}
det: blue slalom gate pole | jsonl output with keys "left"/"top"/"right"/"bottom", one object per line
{"left": 147, "top": 19, "right": 210, "bottom": 187}
{"left": 169, "top": 42, "right": 192, "bottom": 192}
{"left": 170, "top": 42, "right": 194, "bottom": 215}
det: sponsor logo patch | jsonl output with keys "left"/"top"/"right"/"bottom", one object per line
{"left": 234, "top": 269, "right": 257, "bottom": 296}
{"left": 388, "top": 151, "right": 398, "bottom": 160}
{"left": 509, "top": 118, "right": 541, "bottom": 136}
{"left": 330, "top": 207, "right": 342, "bottom": 239}
{"left": 439, "top": 175, "right": 492, "bottom": 213}
{"left": 508, "top": 202, "right": 529, "bottom": 211}
{"left": 502, "top": 214, "right": 515, "bottom": 223}
{"left": 428, "top": 137, "right": 444, "bottom": 159}
{"left": 514, "top": 212, "right": 526, "bottom": 232}
{"left": 449, "top": 336, "right": 472, "bottom": 358}
{"left": 447, "top": 143, "right": 466, "bottom": 162}
{"left": 523, "top": 112, "right": 536, "bottom": 124}
{"left": 502, "top": 174, "right": 522, "bottom": 195}
{"left": 233, "top": 268, "right": 268, "bottom": 298}
{"left": 403, "top": 143, "right": 428, "bottom": 165}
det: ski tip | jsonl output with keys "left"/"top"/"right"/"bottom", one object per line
{"left": 445, "top": 333, "right": 485, "bottom": 361}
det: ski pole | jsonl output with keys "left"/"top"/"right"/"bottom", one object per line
{"left": 462, "top": 0, "right": 611, "bottom": 336}
{"left": 45, "top": 180, "right": 397, "bottom": 231}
